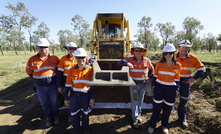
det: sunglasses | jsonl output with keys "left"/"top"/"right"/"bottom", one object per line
{"left": 39, "top": 46, "right": 48, "bottom": 48}
{"left": 134, "top": 50, "right": 143, "bottom": 52}
{"left": 163, "top": 52, "right": 174, "bottom": 55}
{"left": 76, "top": 57, "right": 85, "bottom": 59}
{"left": 68, "top": 48, "right": 77, "bottom": 50}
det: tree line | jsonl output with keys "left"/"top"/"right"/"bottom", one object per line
{"left": 0, "top": 2, "right": 221, "bottom": 55}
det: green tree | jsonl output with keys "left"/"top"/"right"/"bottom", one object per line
{"left": 203, "top": 33, "right": 216, "bottom": 53}
{"left": 135, "top": 16, "right": 152, "bottom": 49}
{"left": 155, "top": 22, "right": 175, "bottom": 47}
{"left": 216, "top": 33, "right": 221, "bottom": 52}
{"left": 57, "top": 29, "right": 75, "bottom": 51}
{"left": 0, "top": 15, "right": 13, "bottom": 32}
{"left": 0, "top": 24, "right": 6, "bottom": 55}
{"left": 71, "top": 15, "right": 90, "bottom": 47}
{"left": 24, "top": 15, "right": 38, "bottom": 52}
{"left": 172, "top": 31, "right": 186, "bottom": 46}
{"left": 149, "top": 33, "right": 160, "bottom": 52}
{"left": 6, "top": 26, "right": 25, "bottom": 55}
{"left": 5, "top": 2, "right": 37, "bottom": 55}
{"left": 33, "top": 22, "right": 50, "bottom": 39}
{"left": 182, "top": 17, "right": 204, "bottom": 43}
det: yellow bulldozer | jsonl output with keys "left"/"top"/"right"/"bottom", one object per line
{"left": 88, "top": 13, "right": 152, "bottom": 109}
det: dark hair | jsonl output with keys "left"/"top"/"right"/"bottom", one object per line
{"left": 160, "top": 52, "right": 176, "bottom": 62}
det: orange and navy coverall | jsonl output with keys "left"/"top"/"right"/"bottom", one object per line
{"left": 64, "top": 64, "right": 95, "bottom": 133}
{"left": 150, "top": 61, "right": 181, "bottom": 128}
{"left": 176, "top": 53, "right": 205, "bottom": 121}
{"left": 56, "top": 54, "right": 91, "bottom": 88}
{"left": 26, "top": 53, "right": 59, "bottom": 118}
{"left": 56, "top": 55, "right": 94, "bottom": 107}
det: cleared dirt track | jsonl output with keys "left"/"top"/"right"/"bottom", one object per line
{"left": 0, "top": 77, "right": 220, "bottom": 134}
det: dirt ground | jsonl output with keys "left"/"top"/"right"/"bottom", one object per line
{"left": 0, "top": 77, "right": 220, "bottom": 134}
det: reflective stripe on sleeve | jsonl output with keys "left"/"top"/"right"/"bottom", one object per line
{"left": 26, "top": 65, "right": 33, "bottom": 70}
{"left": 72, "top": 80, "right": 89, "bottom": 84}
{"left": 64, "top": 67, "right": 71, "bottom": 70}
{"left": 181, "top": 67, "right": 193, "bottom": 70}
{"left": 65, "top": 84, "right": 72, "bottom": 87}
{"left": 175, "top": 79, "right": 180, "bottom": 81}
{"left": 180, "top": 74, "right": 192, "bottom": 78}
{"left": 197, "top": 67, "right": 206, "bottom": 72}
{"left": 58, "top": 67, "right": 64, "bottom": 71}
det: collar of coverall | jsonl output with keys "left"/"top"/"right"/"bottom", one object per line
{"left": 37, "top": 53, "right": 50, "bottom": 57}
{"left": 133, "top": 56, "right": 144, "bottom": 61}
{"left": 74, "top": 64, "right": 88, "bottom": 69}
{"left": 66, "top": 53, "right": 75, "bottom": 58}
{"left": 176, "top": 52, "right": 190, "bottom": 58}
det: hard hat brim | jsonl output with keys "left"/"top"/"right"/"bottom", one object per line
{"left": 132, "top": 47, "right": 147, "bottom": 51}
{"left": 178, "top": 44, "right": 192, "bottom": 47}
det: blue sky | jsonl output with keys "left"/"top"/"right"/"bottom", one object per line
{"left": 0, "top": 0, "right": 220, "bottom": 43}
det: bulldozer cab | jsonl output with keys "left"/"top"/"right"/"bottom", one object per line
{"left": 91, "top": 13, "right": 131, "bottom": 59}
{"left": 89, "top": 13, "right": 135, "bottom": 87}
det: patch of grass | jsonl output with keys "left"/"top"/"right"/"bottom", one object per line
{"left": 0, "top": 71, "right": 9, "bottom": 76}
{"left": 191, "top": 51, "right": 221, "bottom": 63}
{"left": 0, "top": 50, "right": 66, "bottom": 91}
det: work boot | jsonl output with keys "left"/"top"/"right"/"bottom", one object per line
{"left": 147, "top": 127, "right": 154, "bottom": 134}
{"left": 162, "top": 127, "right": 169, "bottom": 134}
{"left": 54, "top": 116, "right": 60, "bottom": 125}
{"left": 73, "top": 131, "right": 81, "bottom": 134}
{"left": 181, "top": 119, "right": 188, "bottom": 129}
{"left": 133, "top": 120, "right": 139, "bottom": 129}
{"left": 83, "top": 129, "right": 90, "bottom": 134}
{"left": 46, "top": 118, "right": 52, "bottom": 127}
{"left": 171, "top": 106, "right": 176, "bottom": 113}
{"left": 137, "top": 116, "right": 142, "bottom": 123}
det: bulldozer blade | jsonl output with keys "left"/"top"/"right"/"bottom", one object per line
{"left": 88, "top": 60, "right": 135, "bottom": 86}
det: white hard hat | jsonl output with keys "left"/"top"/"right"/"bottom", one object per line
{"left": 75, "top": 48, "right": 87, "bottom": 57}
{"left": 132, "top": 43, "right": 146, "bottom": 50}
{"left": 36, "top": 38, "right": 50, "bottom": 47}
{"left": 178, "top": 40, "right": 193, "bottom": 47}
{"left": 162, "top": 44, "right": 176, "bottom": 52}
{"left": 66, "top": 42, "right": 77, "bottom": 48}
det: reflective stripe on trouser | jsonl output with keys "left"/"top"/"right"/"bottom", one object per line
{"left": 130, "top": 83, "right": 146, "bottom": 121}
{"left": 150, "top": 83, "right": 176, "bottom": 128}
{"left": 178, "top": 79, "right": 190, "bottom": 121}
{"left": 69, "top": 93, "right": 91, "bottom": 133}
{"left": 35, "top": 84, "right": 59, "bottom": 118}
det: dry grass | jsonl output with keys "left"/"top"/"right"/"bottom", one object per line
{"left": 0, "top": 50, "right": 65, "bottom": 91}
{"left": 0, "top": 50, "right": 220, "bottom": 91}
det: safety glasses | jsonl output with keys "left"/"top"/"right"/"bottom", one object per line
{"left": 76, "top": 57, "right": 85, "bottom": 59}
{"left": 68, "top": 47, "right": 77, "bottom": 50}
{"left": 39, "top": 46, "right": 48, "bottom": 48}
{"left": 163, "top": 52, "right": 174, "bottom": 55}
{"left": 134, "top": 50, "right": 143, "bottom": 52}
